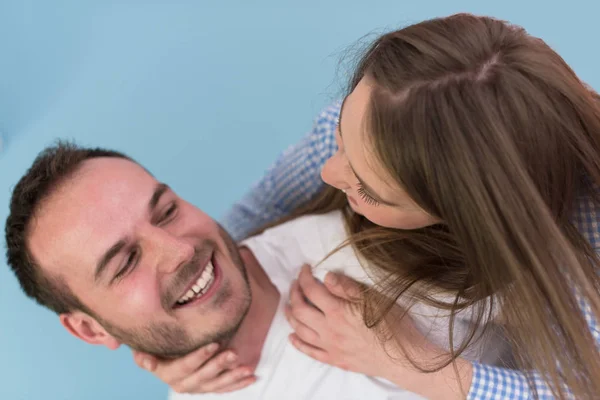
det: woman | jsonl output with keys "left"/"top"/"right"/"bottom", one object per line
{"left": 134, "top": 14, "right": 600, "bottom": 399}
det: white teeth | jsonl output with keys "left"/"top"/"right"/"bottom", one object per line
{"left": 176, "top": 260, "right": 216, "bottom": 306}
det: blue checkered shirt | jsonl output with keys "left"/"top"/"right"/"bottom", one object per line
{"left": 220, "top": 102, "right": 600, "bottom": 399}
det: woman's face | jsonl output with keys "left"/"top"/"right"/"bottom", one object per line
{"left": 321, "top": 77, "right": 439, "bottom": 229}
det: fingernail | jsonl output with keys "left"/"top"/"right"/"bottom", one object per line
{"left": 325, "top": 272, "right": 338, "bottom": 286}
{"left": 208, "top": 343, "right": 219, "bottom": 352}
{"left": 227, "top": 353, "right": 237, "bottom": 362}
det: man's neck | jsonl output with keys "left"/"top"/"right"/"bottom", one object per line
{"left": 225, "top": 246, "right": 280, "bottom": 370}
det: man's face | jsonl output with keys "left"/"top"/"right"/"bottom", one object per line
{"left": 28, "top": 157, "right": 251, "bottom": 358}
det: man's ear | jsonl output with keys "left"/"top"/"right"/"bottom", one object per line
{"left": 60, "top": 311, "right": 121, "bottom": 350}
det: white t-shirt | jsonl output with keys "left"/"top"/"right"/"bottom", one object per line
{"left": 170, "top": 211, "right": 511, "bottom": 400}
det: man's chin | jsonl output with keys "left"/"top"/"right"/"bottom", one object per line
{"left": 102, "top": 240, "right": 252, "bottom": 360}
{"left": 119, "top": 297, "right": 251, "bottom": 359}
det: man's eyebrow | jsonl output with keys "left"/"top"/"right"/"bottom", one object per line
{"left": 95, "top": 240, "right": 126, "bottom": 283}
{"left": 94, "top": 183, "right": 170, "bottom": 283}
{"left": 149, "top": 183, "right": 170, "bottom": 213}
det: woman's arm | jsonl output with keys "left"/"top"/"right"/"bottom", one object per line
{"left": 467, "top": 294, "right": 599, "bottom": 400}
{"left": 221, "top": 101, "right": 340, "bottom": 241}
{"left": 289, "top": 269, "right": 599, "bottom": 399}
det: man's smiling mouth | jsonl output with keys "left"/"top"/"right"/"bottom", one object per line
{"left": 174, "top": 256, "right": 217, "bottom": 307}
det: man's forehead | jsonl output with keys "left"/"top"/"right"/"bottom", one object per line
{"left": 43, "top": 157, "right": 157, "bottom": 218}
{"left": 77, "top": 157, "right": 154, "bottom": 185}
{"left": 28, "top": 157, "right": 157, "bottom": 274}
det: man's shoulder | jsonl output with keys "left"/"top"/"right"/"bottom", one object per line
{"left": 258, "top": 210, "right": 347, "bottom": 252}
{"left": 240, "top": 211, "right": 348, "bottom": 280}
{"left": 276, "top": 210, "right": 345, "bottom": 232}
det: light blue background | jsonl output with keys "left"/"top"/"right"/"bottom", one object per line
{"left": 0, "top": 1, "right": 598, "bottom": 399}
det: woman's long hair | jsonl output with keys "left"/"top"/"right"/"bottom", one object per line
{"left": 274, "top": 14, "right": 600, "bottom": 399}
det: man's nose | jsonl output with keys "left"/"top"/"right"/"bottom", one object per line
{"left": 141, "top": 225, "right": 195, "bottom": 275}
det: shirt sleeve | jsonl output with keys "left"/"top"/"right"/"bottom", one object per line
{"left": 220, "top": 101, "right": 341, "bottom": 241}
{"left": 468, "top": 295, "right": 599, "bottom": 400}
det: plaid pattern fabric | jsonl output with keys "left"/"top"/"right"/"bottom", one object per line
{"left": 221, "top": 101, "right": 340, "bottom": 241}
{"left": 468, "top": 189, "right": 600, "bottom": 399}
{"left": 221, "top": 102, "right": 600, "bottom": 399}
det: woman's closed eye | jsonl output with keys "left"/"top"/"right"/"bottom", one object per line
{"left": 357, "top": 183, "right": 380, "bottom": 206}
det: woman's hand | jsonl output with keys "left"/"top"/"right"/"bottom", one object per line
{"left": 132, "top": 344, "right": 256, "bottom": 394}
{"left": 284, "top": 265, "right": 400, "bottom": 378}
{"left": 285, "top": 265, "right": 473, "bottom": 399}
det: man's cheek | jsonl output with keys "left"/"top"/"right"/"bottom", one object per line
{"left": 122, "top": 274, "right": 162, "bottom": 311}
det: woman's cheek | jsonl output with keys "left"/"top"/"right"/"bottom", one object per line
{"left": 361, "top": 207, "right": 395, "bottom": 227}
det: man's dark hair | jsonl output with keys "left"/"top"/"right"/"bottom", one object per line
{"left": 5, "top": 141, "right": 132, "bottom": 315}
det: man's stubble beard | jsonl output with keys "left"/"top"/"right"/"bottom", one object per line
{"left": 96, "top": 225, "right": 252, "bottom": 359}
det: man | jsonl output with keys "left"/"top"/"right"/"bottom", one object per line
{"left": 5, "top": 142, "right": 424, "bottom": 399}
